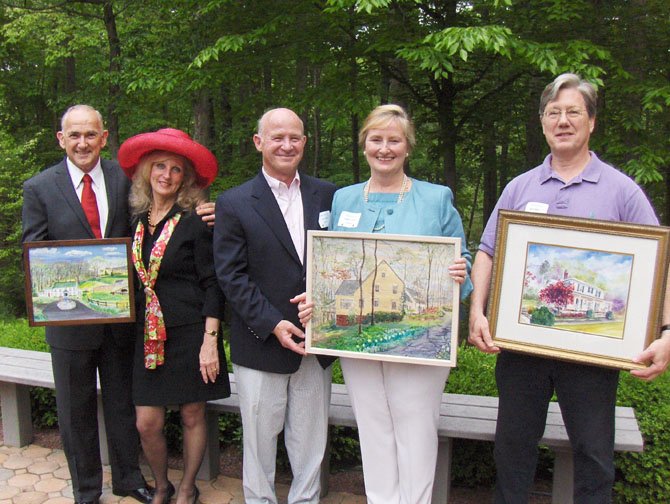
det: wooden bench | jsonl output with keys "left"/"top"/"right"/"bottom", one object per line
{"left": 0, "top": 347, "right": 644, "bottom": 504}
{"left": 0, "top": 346, "right": 111, "bottom": 463}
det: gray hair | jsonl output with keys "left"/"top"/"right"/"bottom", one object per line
{"left": 539, "top": 73, "right": 598, "bottom": 118}
{"left": 256, "top": 108, "right": 304, "bottom": 137}
{"left": 60, "top": 104, "right": 105, "bottom": 131}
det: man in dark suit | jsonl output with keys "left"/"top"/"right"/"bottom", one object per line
{"left": 213, "top": 108, "right": 336, "bottom": 504}
{"left": 22, "top": 105, "right": 153, "bottom": 504}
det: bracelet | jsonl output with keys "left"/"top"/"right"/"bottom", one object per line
{"left": 660, "top": 324, "right": 670, "bottom": 334}
{"left": 204, "top": 329, "right": 218, "bottom": 337}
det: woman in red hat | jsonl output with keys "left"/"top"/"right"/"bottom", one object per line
{"left": 118, "top": 129, "right": 229, "bottom": 504}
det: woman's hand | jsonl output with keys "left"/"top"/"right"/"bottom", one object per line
{"left": 199, "top": 332, "right": 220, "bottom": 383}
{"left": 448, "top": 257, "right": 468, "bottom": 284}
{"left": 291, "top": 292, "right": 314, "bottom": 327}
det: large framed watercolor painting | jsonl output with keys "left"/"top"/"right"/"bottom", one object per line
{"left": 488, "top": 210, "right": 670, "bottom": 370}
{"left": 305, "top": 231, "right": 461, "bottom": 367}
{"left": 23, "top": 238, "right": 136, "bottom": 326}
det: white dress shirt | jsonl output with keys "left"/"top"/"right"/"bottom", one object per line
{"left": 262, "top": 167, "right": 304, "bottom": 263}
{"left": 66, "top": 158, "right": 109, "bottom": 237}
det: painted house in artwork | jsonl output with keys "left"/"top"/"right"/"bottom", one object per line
{"left": 404, "top": 287, "right": 426, "bottom": 313}
{"left": 334, "top": 260, "right": 404, "bottom": 326}
{"left": 41, "top": 281, "right": 82, "bottom": 299}
{"left": 555, "top": 270, "right": 613, "bottom": 317}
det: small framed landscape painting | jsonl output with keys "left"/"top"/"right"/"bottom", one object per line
{"left": 23, "top": 238, "right": 136, "bottom": 326}
{"left": 305, "top": 230, "right": 461, "bottom": 367}
{"left": 488, "top": 210, "right": 670, "bottom": 370}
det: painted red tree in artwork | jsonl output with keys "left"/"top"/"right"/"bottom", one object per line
{"left": 539, "top": 281, "right": 574, "bottom": 311}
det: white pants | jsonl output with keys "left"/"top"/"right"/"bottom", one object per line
{"left": 341, "top": 357, "right": 450, "bottom": 504}
{"left": 234, "top": 356, "right": 331, "bottom": 504}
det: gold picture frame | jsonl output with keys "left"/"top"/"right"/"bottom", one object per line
{"left": 488, "top": 210, "right": 670, "bottom": 370}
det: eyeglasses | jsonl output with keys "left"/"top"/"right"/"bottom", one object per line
{"left": 542, "top": 108, "right": 586, "bottom": 121}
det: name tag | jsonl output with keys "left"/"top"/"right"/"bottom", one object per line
{"left": 524, "top": 202, "right": 549, "bottom": 214}
{"left": 318, "top": 211, "right": 331, "bottom": 228}
{"left": 337, "top": 211, "right": 361, "bottom": 228}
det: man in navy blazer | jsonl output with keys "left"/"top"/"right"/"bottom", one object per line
{"left": 214, "top": 108, "right": 336, "bottom": 503}
{"left": 22, "top": 105, "right": 152, "bottom": 504}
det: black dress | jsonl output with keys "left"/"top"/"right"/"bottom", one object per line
{"left": 132, "top": 205, "right": 230, "bottom": 405}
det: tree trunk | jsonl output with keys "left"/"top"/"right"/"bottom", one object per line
{"left": 102, "top": 1, "right": 121, "bottom": 156}
{"left": 193, "top": 90, "right": 213, "bottom": 147}
{"left": 482, "top": 116, "right": 497, "bottom": 225}
{"left": 436, "top": 75, "right": 457, "bottom": 191}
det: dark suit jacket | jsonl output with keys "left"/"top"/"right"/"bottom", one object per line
{"left": 133, "top": 206, "right": 225, "bottom": 327}
{"left": 213, "top": 171, "right": 336, "bottom": 374}
{"left": 22, "top": 158, "right": 134, "bottom": 350}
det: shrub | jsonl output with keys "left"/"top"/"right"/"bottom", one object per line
{"left": 530, "top": 306, "right": 555, "bottom": 326}
{"left": 613, "top": 372, "right": 670, "bottom": 503}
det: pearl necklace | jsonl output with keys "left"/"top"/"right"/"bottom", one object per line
{"left": 363, "top": 174, "right": 409, "bottom": 203}
{"left": 147, "top": 207, "right": 167, "bottom": 227}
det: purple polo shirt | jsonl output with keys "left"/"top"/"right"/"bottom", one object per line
{"left": 479, "top": 152, "right": 659, "bottom": 256}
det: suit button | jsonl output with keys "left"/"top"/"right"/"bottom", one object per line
{"left": 387, "top": 209, "right": 394, "bottom": 215}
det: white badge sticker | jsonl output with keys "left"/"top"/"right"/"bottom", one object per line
{"left": 337, "top": 211, "right": 362, "bottom": 228}
{"left": 318, "top": 210, "right": 331, "bottom": 228}
{"left": 524, "top": 202, "right": 549, "bottom": 214}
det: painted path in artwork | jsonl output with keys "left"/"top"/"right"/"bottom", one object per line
{"left": 41, "top": 300, "right": 102, "bottom": 320}
{"left": 381, "top": 325, "right": 451, "bottom": 359}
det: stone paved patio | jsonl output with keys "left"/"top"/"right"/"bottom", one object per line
{"left": 0, "top": 443, "right": 366, "bottom": 504}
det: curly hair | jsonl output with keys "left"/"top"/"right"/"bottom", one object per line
{"left": 128, "top": 150, "right": 206, "bottom": 216}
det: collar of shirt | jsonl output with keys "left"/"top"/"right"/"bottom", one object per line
{"left": 262, "top": 167, "right": 301, "bottom": 200}
{"left": 66, "top": 156, "right": 109, "bottom": 237}
{"left": 539, "top": 151, "right": 603, "bottom": 186}
{"left": 66, "top": 157, "right": 104, "bottom": 189}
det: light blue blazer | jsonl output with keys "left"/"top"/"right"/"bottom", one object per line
{"left": 330, "top": 178, "right": 473, "bottom": 298}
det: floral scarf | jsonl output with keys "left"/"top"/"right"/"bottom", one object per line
{"left": 132, "top": 212, "right": 181, "bottom": 369}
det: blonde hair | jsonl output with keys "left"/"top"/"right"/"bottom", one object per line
{"left": 358, "top": 104, "right": 416, "bottom": 152}
{"left": 128, "top": 151, "right": 206, "bottom": 216}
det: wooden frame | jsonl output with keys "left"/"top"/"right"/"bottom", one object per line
{"left": 23, "top": 238, "right": 136, "bottom": 326}
{"left": 489, "top": 210, "right": 670, "bottom": 370}
{"left": 305, "top": 230, "right": 461, "bottom": 367}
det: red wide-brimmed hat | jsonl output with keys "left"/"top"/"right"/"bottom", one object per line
{"left": 118, "top": 128, "right": 218, "bottom": 187}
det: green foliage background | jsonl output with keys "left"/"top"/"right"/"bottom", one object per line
{"left": 2, "top": 0, "right": 670, "bottom": 500}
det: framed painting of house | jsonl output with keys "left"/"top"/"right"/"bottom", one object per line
{"left": 305, "top": 230, "right": 461, "bottom": 367}
{"left": 23, "top": 238, "right": 136, "bottom": 326}
{"left": 489, "top": 210, "right": 670, "bottom": 370}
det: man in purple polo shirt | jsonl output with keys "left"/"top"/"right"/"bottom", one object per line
{"left": 469, "top": 73, "right": 670, "bottom": 503}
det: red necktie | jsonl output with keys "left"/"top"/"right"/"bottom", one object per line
{"left": 81, "top": 174, "right": 102, "bottom": 239}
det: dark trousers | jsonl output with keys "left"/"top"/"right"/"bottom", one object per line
{"left": 51, "top": 332, "right": 144, "bottom": 501}
{"left": 493, "top": 351, "right": 619, "bottom": 504}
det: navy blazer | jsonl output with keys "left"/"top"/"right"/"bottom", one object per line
{"left": 21, "top": 158, "right": 134, "bottom": 350}
{"left": 213, "top": 171, "right": 336, "bottom": 374}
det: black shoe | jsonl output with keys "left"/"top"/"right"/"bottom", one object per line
{"left": 191, "top": 486, "right": 200, "bottom": 504}
{"left": 113, "top": 484, "right": 155, "bottom": 504}
{"left": 150, "top": 482, "right": 175, "bottom": 504}
{"left": 75, "top": 500, "right": 99, "bottom": 504}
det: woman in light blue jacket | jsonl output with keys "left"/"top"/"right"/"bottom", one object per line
{"left": 310, "top": 104, "right": 472, "bottom": 503}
